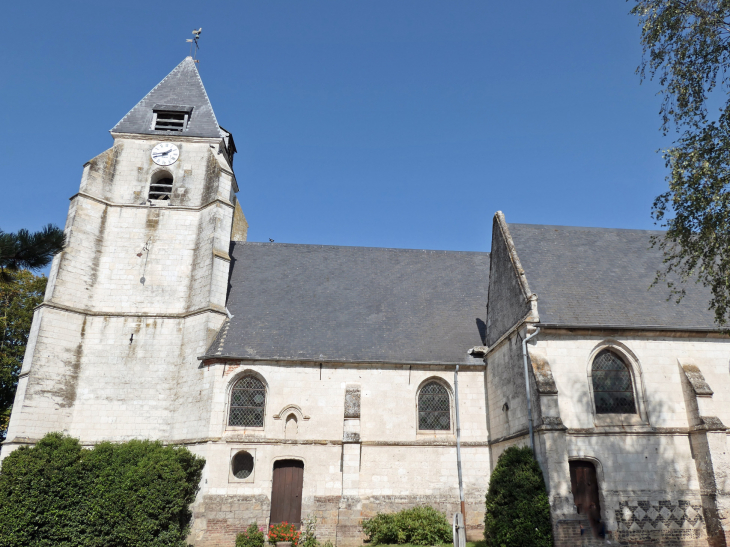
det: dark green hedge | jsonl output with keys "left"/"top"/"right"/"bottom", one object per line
{"left": 0, "top": 433, "right": 205, "bottom": 547}
{"left": 484, "top": 445, "right": 553, "bottom": 547}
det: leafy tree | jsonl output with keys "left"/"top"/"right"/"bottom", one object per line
{"left": 484, "top": 445, "right": 552, "bottom": 547}
{"left": 0, "top": 224, "right": 65, "bottom": 282}
{"left": 0, "top": 270, "right": 47, "bottom": 441}
{"left": 630, "top": 1, "right": 730, "bottom": 326}
{"left": 0, "top": 433, "right": 206, "bottom": 547}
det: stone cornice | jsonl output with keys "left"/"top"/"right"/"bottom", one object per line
{"left": 198, "top": 356, "right": 486, "bottom": 369}
{"left": 36, "top": 300, "right": 228, "bottom": 319}
{"left": 109, "top": 132, "right": 223, "bottom": 144}
{"left": 537, "top": 325, "right": 727, "bottom": 338}
{"left": 70, "top": 191, "right": 234, "bottom": 212}
{"left": 3, "top": 437, "right": 490, "bottom": 448}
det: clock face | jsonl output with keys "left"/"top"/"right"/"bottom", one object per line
{"left": 151, "top": 143, "right": 179, "bottom": 166}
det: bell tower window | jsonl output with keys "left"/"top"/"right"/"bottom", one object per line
{"left": 149, "top": 171, "right": 173, "bottom": 200}
{"left": 151, "top": 105, "right": 193, "bottom": 132}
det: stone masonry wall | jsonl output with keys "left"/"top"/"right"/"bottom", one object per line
{"left": 3, "top": 134, "right": 236, "bottom": 454}
{"left": 187, "top": 361, "right": 490, "bottom": 546}
{"left": 485, "top": 332, "right": 530, "bottom": 449}
{"left": 47, "top": 139, "right": 234, "bottom": 316}
{"left": 525, "top": 332, "right": 730, "bottom": 547}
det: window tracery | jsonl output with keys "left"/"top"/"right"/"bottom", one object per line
{"left": 591, "top": 350, "right": 636, "bottom": 414}
{"left": 418, "top": 381, "right": 451, "bottom": 430}
{"left": 229, "top": 376, "right": 266, "bottom": 427}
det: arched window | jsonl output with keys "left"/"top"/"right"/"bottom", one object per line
{"left": 418, "top": 381, "right": 451, "bottom": 430}
{"left": 229, "top": 376, "right": 266, "bottom": 427}
{"left": 591, "top": 350, "right": 636, "bottom": 414}
{"left": 149, "top": 171, "right": 173, "bottom": 200}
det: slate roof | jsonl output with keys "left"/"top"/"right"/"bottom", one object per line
{"left": 205, "top": 242, "right": 490, "bottom": 364}
{"left": 111, "top": 57, "right": 222, "bottom": 138}
{"left": 508, "top": 223, "right": 716, "bottom": 330}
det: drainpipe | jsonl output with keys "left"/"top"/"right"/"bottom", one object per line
{"left": 454, "top": 364, "right": 466, "bottom": 520}
{"left": 521, "top": 326, "right": 540, "bottom": 451}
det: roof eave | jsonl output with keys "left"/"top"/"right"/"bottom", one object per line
{"left": 537, "top": 322, "right": 723, "bottom": 333}
{"left": 110, "top": 131, "right": 224, "bottom": 143}
{"left": 197, "top": 355, "right": 485, "bottom": 367}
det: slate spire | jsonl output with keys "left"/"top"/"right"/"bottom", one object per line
{"left": 111, "top": 57, "right": 222, "bottom": 139}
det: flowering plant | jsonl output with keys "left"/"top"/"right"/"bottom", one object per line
{"left": 236, "top": 523, "right": 266, "bottom": 547}
{"left": 268, "top": 521, "right": 300, "bottom": 545}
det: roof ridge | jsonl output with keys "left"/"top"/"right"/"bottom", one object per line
{"left": 235, "top": 241, "right": 489, "bottom": 254}
{"left": 189, "top": 59, "right": 223, "bottom": 138}
{"left": 494, "top": 212, "right": 537, "bottom": 305}
{"left": 508, "top": 222, "right": 666, "bottom": 234}
{"left": 110, "top": 57, "right": 222, "bottom": 139}
{"left": 110, "top": 57, "right": 188, "bottom": 133}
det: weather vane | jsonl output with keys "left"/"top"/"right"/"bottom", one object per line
{"left": 186, "top": 28, "right": 202, "bottom": 62}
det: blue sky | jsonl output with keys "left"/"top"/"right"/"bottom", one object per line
{"left": 2, "top": 1, "right": 669, "bottom": 253}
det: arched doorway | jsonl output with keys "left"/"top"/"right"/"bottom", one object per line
{"left": 270, "top": 460, "right": 304, "bottom": 528}
{"left": 569, "top": 460, "right": 603, "bottom": 537}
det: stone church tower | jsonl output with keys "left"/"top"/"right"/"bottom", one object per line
{"left": 5, "top": 56, "right": 244, "bottom": 449}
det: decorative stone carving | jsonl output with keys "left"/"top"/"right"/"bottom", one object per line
{"left": 273, "top": 404, "right": 310, "bottom": 421}
{"left": 342, "top": 431, "right": 360, "bottom": 443}
{"left": 344, "top": 385, "right": 361, "bottom": 418}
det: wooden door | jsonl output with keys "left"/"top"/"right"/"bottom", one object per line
{"left": 569, "top": 461, "right": 602, "bottom": 536}
{"left": 270, "top": 460, "right": 304, "bottom": 528}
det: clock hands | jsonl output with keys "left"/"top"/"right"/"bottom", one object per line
{"left": 151, "top": 144, "right": 179, "bottom": 165}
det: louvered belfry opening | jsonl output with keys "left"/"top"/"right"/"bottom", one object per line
{"left": 229, "top": 376, "right": 266, "bottom": 427}
{"left": 592, "top": 350, "right": 637, "bottom": 414}
{"left": 149, "top": 173, "right": 173, "bottom": 200}
{"left": 418, "top": 381, "right": 451, "bottom": 430}
{"left": 151, "top": 105, "right": 193, "bottom": 132}
{"left": 154, "top": 110, "right": 187, "bottom": 131}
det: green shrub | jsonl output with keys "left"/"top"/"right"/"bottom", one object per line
{"left": 484, "top": 446, "right": 553, "bottom": 547}
{"left": 362, "top": 505, "right": 452, "bottom": 545}
{"left": 237, "top": 523, "right": 266, "bottom": 547}
{"left": 0, "top": 432, "right": 205, "bottom": 547}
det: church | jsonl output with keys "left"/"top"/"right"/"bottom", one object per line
{"left": 3, "top": 57, "right": 730, "bottom": 547}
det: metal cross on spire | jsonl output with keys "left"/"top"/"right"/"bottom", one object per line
{"left": 186, "top": 28, "right": 202, "bottom": 62}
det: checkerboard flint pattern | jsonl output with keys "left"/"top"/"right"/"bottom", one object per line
{"left": 615, "top": 500, "right": 704, "bottom": 532}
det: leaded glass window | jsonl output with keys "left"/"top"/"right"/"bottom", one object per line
{"left": 229, "top": 376, "right": 266, "bottom": 427}
{"left": 418, "top": 382, "right": 451, "bottom": 430}
{"left": 231, "top": 451, "right": 254, "bottom": 479}
{"left": 592, "top": 350, "right": 636, "bottom": 414}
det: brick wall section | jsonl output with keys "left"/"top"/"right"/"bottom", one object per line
{"left": 555, "top": 516, "right": 710, "bottom": 546}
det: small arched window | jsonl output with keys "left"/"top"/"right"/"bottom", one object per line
{"left": 418, "top": 381, "right": 451, "bottom": 430}
{"left": 591, "top": 350, "right": 636, "bottom": 414}
{"left": 229, "top": 376, "right": 266, "bottom": 427}
{"left": 149, "top": 171, "right": 173, "bottom": 200}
